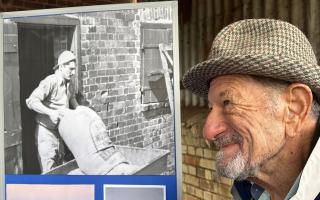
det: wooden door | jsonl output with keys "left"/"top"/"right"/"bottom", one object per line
{"left": 18, "top": 24, "right": 56, "bottom": 173}
{"left": 4, "top": 20, "right": 23, "bottom": 174}
{"left": 18, "top": 23, "right": 77, "bottom": 173}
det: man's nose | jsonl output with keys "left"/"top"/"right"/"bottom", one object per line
{"left": 203, "top": 109, "right": 228, "bottom": 141}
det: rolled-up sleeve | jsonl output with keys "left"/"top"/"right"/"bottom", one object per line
{"left": 26, "top": 77, "right": 53, "bottom": 109}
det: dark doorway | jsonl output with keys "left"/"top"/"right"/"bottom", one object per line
{"left": 18, "top": 23, "right": 75, "bottom": 174}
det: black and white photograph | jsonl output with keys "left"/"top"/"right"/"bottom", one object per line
{"left": 6, "top": 184, "right": 94, "bottom": 200}
{"left": 104, "top": 184, "right": 166, "bottom": 200}
{"left": 3, "top": 3, "right": 177, "bottom": 175}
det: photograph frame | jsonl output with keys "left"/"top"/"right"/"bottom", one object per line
{"left": 6, "top": 184, "right": 95, "bottom": 200}
{"left": 104, "top": 184, "right": 166, "bottom": 200}
{"left": 0, "top": 1, "right": 181, "bottom": 200}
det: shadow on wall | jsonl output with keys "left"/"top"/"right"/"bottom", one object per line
{"left": 142, "top": 106, "right": 171, "bottom": 120}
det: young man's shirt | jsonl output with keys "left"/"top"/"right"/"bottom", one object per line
{"left": 26, "top": 73, "right": 76, "bottom": 129}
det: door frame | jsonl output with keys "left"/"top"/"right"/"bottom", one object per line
{"left": 13, "top": 16, "right": 81, "bottom": 92}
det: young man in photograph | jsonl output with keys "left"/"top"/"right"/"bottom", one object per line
{"left": 26, "top": 50, "right": 79, "bottom": 173}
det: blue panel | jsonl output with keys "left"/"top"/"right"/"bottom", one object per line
{"left": 5, "top": 175, "right": 177, "bottom": 200}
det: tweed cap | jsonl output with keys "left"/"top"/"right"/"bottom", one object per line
{"left": 182, "top": 19, "right": 320, "bottom": 100}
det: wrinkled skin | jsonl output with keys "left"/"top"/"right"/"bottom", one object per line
{"left": 203, "top": 74, "right": 286, "bottom": 180}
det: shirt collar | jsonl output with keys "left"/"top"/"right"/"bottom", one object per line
{"left": 284, "top": 173, "right": 301, "bottom": 200}
{"left": 232, "top": 173, "right": 302, "bottom": 200}
{"left": 54, "top": 71, "right": 67, "bottom": 86}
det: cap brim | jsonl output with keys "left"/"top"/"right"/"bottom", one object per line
{"left": 182, "top": 54, "right": 320, "bottom": 98}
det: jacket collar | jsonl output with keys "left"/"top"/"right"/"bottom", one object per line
{"left": 289, "top": 138, "right": 320, "bottom": 200}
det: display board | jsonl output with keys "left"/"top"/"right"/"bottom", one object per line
{"left": 0, "top": 2, "right": 181, "bottom": 199}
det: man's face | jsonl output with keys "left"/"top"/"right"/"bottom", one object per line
{"left": 203, "top": 74, "right": 286, "bottom": 180}
{"left": 60, "top": 60, "right": 76, "bottom": 81}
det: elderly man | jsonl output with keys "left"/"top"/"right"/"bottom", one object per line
{"left": 26, "top": 50, "right": 79, "bottom": 173}
{"left": 182, "top": 19, "right": 320, "bottom": 200}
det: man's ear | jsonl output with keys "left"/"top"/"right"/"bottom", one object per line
{"left": 284, "top": 83, "right": 313, "bottom": 137}
{"left": 58, "top": 64, "right": 65, "bottom": 71}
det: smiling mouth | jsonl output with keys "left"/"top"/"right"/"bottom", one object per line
{"left": 205, "top": 132, "right": 243, "bottom": 151}
{"left": 205, "top": 140, "right": 242, "bottom": 157}
{"left": 221, "top": 142, "right": 237, "bottom": 149}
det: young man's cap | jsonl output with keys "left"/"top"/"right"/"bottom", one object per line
{"left": 53, "top": 50, "right": 76, "bottom": 70}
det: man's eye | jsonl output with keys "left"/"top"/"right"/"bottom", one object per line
{"left": 223, "top": 100, "right": 230, "bottom": 106}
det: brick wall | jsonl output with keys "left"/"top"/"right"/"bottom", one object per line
{"left": 181, "top": 107, "right": 233, "bottom": 200}
{"left": 76, "top": 7, "right": 175, "bottom": 174}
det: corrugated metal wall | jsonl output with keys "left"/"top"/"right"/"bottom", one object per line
{"left": 179, "top": 0, "right": 320, "bottom": 107}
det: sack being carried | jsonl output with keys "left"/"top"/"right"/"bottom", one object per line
{"left": 58, "top": 106, "right": 139, "bottom": 175}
